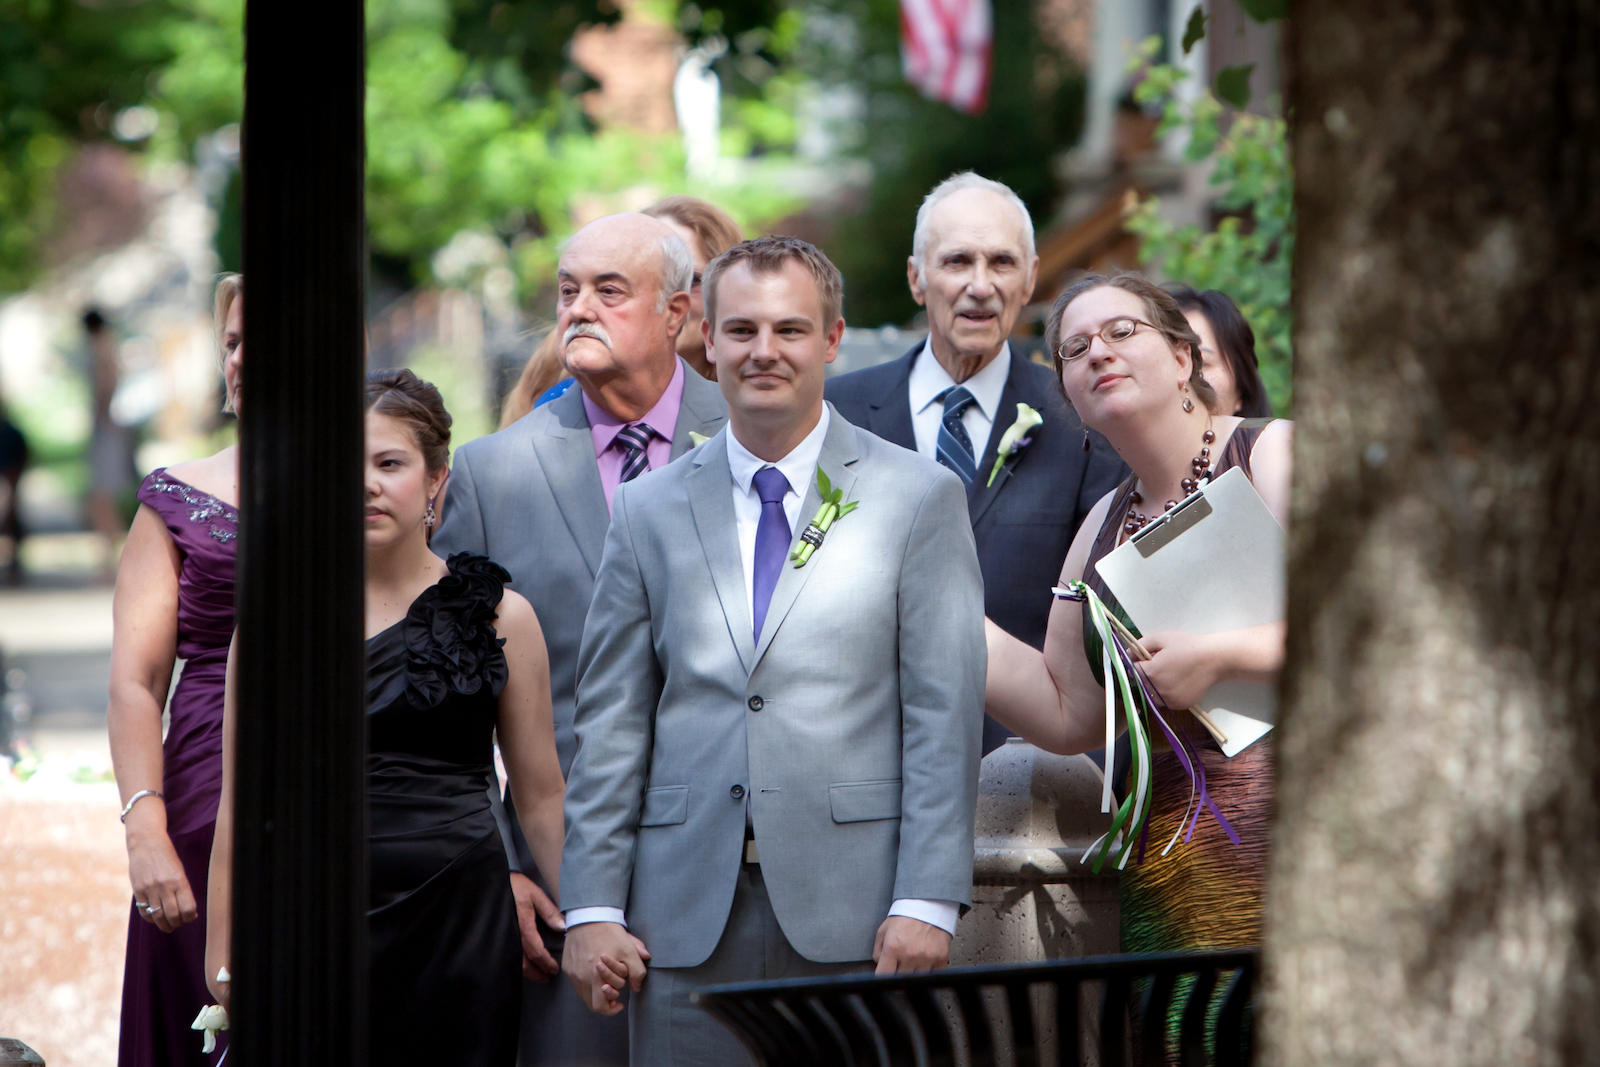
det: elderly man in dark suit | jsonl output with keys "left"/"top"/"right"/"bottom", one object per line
{"left": 825, "top": 172, "right": 1126, "bottom": 755}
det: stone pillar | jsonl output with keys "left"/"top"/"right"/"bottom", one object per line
{"left": 0, "top": 1040, "right": 44, "bottom": 1065}
{"left": 952, "top": 737, "right": 1120, "bottom": 966}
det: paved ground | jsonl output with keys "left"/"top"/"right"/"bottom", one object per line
{"left": 1, "top": 577, "right": 126, "bottom": 1067}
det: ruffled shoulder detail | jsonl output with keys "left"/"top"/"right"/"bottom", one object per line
{"left": 402, "top": 553, "right": 512, "bottom": 711}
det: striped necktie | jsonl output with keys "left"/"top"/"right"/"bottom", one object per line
{"left": 936, "top": 385, "right": 978, "bottom": 486}
{"left": 614, "top": 423, "right": 658, "bottom": 483}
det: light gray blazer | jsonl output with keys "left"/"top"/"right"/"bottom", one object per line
{"left": 431, "top": 362, "right": 728, "bottom": 775}
{"left": 561, "top": 407, "right": 985, "bottom": 967}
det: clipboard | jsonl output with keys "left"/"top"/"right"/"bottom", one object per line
{"left": 1094, "top": 467, "right": 1284, "bottom": 757}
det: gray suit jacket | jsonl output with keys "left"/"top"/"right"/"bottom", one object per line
{"left": 561, "top": 407, "right": 985, "bottom": 968}
{"left": 431, "top": 361, "right": 728, "bottom": 776}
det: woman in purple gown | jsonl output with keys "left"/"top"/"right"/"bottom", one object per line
{"left": 108, "top": 275, "right": 243, "bottom": 1067}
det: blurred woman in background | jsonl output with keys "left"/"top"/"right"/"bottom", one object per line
{"left": 499, "top": 328, "right": 567, "bottom": 428}
{"left": 643, "top": 195, "right": 742, "bottom": 380}
{"left": 108, "top": 273, "right": 243, "bottom": 1067}
{"left": 1166, "top": 285, "right": 1272, "bottom": 418}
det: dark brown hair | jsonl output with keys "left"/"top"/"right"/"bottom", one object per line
{"left": 1045, "top": 270, "right": 1216, "bottom": 412}
{"left": 703, "top": 235, "right": 844, "bottom": 330}
{"left": 365, "top": 368, "right": 452, "bottom": 473}
{"left": 644, "top": 196, "right": 743, "bottom": 264}
{"left": 1164, "top": 285, "right": 1271, "bottom": 417}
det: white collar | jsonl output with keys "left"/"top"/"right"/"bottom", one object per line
{"left": 908, "top": 340, "right": 1012, "bottom": 420}
{"left": 726, "top": 405, "right": 832, "bottom": 498}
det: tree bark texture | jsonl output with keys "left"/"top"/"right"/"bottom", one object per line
{"left": 1266, "top": 1, "right": 1600, "bottom": 1064}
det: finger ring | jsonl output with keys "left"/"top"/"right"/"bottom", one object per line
{"left": 148, "top": 905, "right": 163, "bottom": 914}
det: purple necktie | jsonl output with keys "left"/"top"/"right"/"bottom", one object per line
{"left": 750, "top": 466, "right": 792, "bottom": 641}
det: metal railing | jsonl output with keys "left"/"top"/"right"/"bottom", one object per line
{"left": 693, "top": 948, "right": 1259, "bottom": 1067}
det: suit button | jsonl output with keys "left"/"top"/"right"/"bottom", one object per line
{"left": 747, "top": 695, "right": 764, "bottom": 712}
{"left": 729, "top": 784, "right": 746, "bottom": 801}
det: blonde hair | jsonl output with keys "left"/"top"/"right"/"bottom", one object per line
{"left": 214, "top": 273, "right": 243, "bottom": 413}
{"left": 499, "top": 329, "right": 568, "bottom": 429}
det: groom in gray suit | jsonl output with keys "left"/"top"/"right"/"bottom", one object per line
{"left": 433, "top": 212, "right": 728, "bottom": 1066}
{"left": 560, "top": 235, "right": 985, "bottom": 1066}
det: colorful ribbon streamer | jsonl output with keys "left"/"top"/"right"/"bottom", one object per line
{"left": 1058, "top": 580, "right": 1237, "bottom": 872}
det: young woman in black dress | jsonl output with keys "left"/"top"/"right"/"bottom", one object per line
{"left": 206, "top": 369, "right": 567, "bottom": 1064}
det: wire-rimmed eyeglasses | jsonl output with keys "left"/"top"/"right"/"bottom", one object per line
{"left": 1057, "top": 317, "right": 1158, "bottom": 362}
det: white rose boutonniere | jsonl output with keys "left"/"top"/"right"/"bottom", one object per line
{"left": 986, "top": 402, "right": 1044, "bottom": 487}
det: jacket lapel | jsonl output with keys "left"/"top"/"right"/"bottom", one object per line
{"left": 865, "top": 347, "right": 918, "bottom": 450}
{"left": 750, "top": 409, "right": 861, "bottom": 672}
{"left": 670, "top": 358, "right": 729, "bottom": 461}
{"left": 686, "top": 435, "right": 755, "bottom": 675}
{"left": 534, "top": 385, "right": 611, "bottom": 577}
{"left": 968, "top": 353, "right": 1028, "bottom": 525}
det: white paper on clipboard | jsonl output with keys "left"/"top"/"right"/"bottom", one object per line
{"left": 1094, "top": 467, "right": 1284, "bottom": 757}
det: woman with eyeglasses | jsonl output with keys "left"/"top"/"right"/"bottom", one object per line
{"left": 984, "top": 271, "right": 1291, "bottom": 974}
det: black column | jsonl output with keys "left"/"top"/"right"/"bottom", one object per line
{"left": 232, "top": 1, "right": 367, "bottom": 1062}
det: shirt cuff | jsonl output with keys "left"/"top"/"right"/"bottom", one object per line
{"left": 888, "top": 898, "right": 960, "bottom": 936}
{"left": 564, "top": 906, "right": 628, "bottom": 929}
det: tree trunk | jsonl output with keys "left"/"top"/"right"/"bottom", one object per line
{"left": 1265, "top": 1, "right": 1600, "bottom": 1064}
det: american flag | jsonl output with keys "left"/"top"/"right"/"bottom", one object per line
{"left": 899, "top": 0, "right": 993, "bottom": 114}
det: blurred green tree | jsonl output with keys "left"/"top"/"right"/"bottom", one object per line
{"left": 0, "top": 0, "right": 176, "bottom": 291}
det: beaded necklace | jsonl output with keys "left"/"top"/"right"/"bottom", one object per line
{"left": 1122, "top": 426, "right": 1217, "bottom": 536}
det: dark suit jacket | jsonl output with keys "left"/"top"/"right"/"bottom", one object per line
{"left": 826, "top": 345, "right": 1127, "bottom": 748}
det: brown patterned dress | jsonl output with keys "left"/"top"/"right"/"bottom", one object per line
{"left": 1081, "top": 420, "right": 1277, "bottom": 956}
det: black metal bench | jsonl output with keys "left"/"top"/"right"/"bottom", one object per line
{"left": 692, "top": 948, "right": 1259, "bottom": 1067}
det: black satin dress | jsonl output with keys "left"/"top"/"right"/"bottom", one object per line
{"left": 366, "top": 553, "right": 521, "bottom": 1065}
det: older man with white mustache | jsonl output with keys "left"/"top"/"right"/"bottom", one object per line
{"left": 433, "top": 211, "right": 728, "bottom": 1067}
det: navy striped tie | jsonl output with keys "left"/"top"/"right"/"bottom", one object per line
{"left": 935, "top": 385, "right": 978, "bottom": 486}
{"left": 615, "top": 423, "right": 657, "bottom": 483}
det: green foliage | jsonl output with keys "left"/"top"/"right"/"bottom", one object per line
{"left": 1180, "top": 8, "right": 1209, "bottom": 56}
{"left": 0, "top": 0, "right": 177, "bottom": 291}
{"left": 1124, "top": 37, "right": 1293, "bottom": 413}
{"left": 142, "top": 0, "right": 802, "bottom": 294}
{"left": 447, "top": 0, "right": 621, "bottom": 107}
{"left": 1214, "top": 64, "right": 1254, "bottom": 111}
{"left": 147, "top": 0, "right": 240, "bottom": 152}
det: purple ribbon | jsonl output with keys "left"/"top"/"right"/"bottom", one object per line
{"left": 1110, "top": 630, "right": 1239, "bottom": 851}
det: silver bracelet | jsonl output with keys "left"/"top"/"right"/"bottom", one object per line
{"left": 120, "top": 789, "right": 164, "bottom": 823}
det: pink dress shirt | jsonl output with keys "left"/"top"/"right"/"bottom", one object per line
{"left": 582, "top": 360, "right": 686, "bottom": 514}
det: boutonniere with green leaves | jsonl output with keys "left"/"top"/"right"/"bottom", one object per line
{"left": 688, "top": 431, "right": 712, "bottom": 447}
{"left": 790, "top": 468, "right": 859, "bottom": 568}
{"left": 986, "top": 402, "right": 1044, "bottom": 487}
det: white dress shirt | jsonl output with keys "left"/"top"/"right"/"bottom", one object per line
{"left": 908, "top": 339, "right": 1013, "bottom": 465}
{"left": 566, "top": 406, "right": 959, "bottom": 938}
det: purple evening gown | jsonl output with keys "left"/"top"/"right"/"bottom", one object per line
{"left": 117, "top": 469, "right": 236, "bottom": 1067}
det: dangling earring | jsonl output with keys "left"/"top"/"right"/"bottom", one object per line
{"left": 424, "top": 499, "right": 437, "bottom": 528}
{"left": 1081, "top": 428, "right": 1092, "bottom": 453}
{"left": 1180, "top": 382, "right": 1195, "bottom": 414}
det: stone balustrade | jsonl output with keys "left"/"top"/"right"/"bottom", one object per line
{"left": 952, "top": 737, "right": 1120, "bottom": 967}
